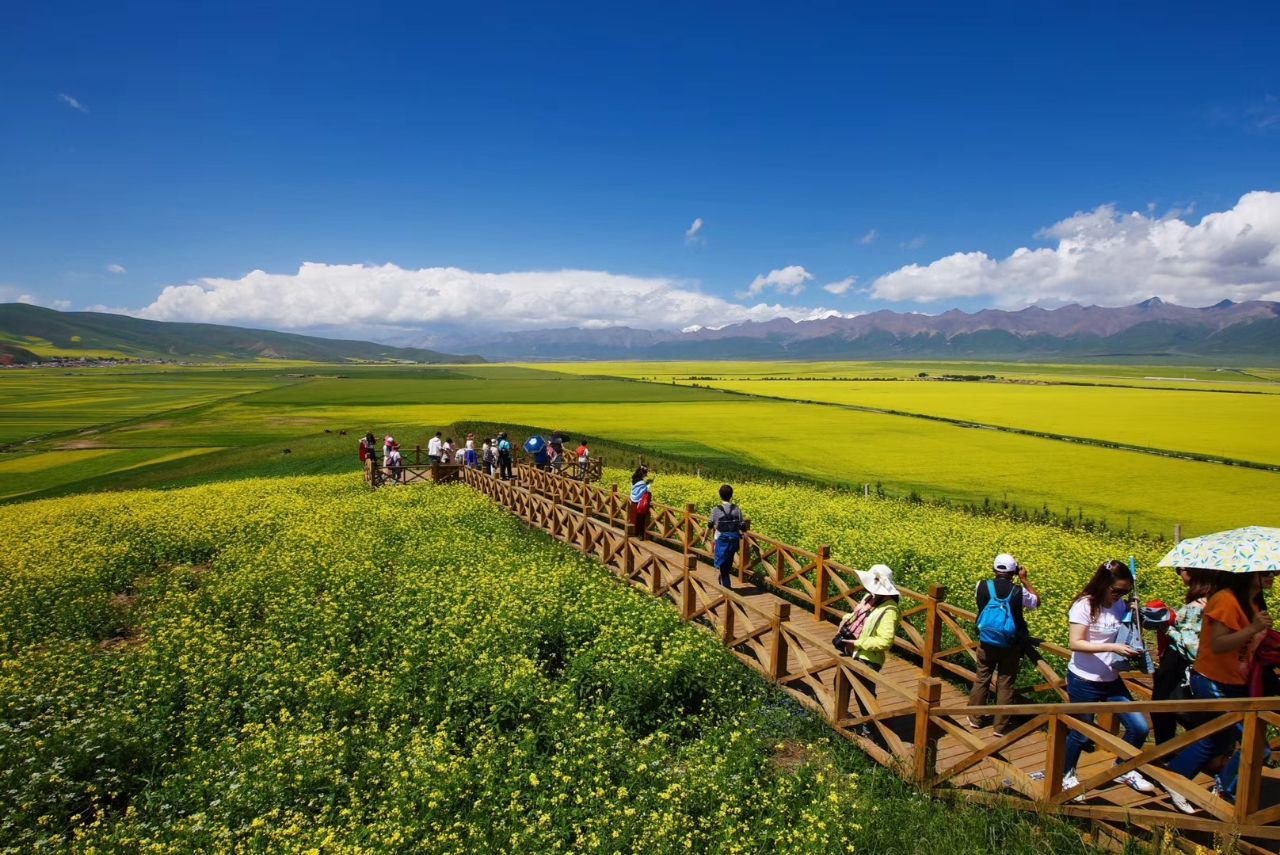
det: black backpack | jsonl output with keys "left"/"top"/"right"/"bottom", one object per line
{"left": 716, "top": 504, "right": 743, "bottom": 534}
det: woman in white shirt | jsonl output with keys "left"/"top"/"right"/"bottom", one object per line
{"left": 1060, "top": 559, "right": 1154, "bottom": 797}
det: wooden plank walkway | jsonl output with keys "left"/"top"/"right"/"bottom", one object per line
{"left": 434, "top": 462, "right": 1280, "bottom": 852}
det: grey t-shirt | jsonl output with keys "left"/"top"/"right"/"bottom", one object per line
{"left": 708, "top": 503, "right": 743, "bottom": 538}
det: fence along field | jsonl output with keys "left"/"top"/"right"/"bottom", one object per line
{"left": 0, "top": 476, "right": 1101, "bottom": 854}
{"left": 456, "top": 462, "right": 1280, "bottom": 848}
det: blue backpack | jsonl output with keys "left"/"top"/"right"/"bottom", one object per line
{"left": 976, "top": 580, "right": 1017, "bottom": 648}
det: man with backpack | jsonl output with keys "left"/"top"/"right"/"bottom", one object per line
{"left": 704, "top": 484, "right": 747, "bottom": 589}
{"left": 496, "top": 432, "right": 513, "bottom": 480}
{"left": 966, "top": 553, "right": 1040, "bottom": 736}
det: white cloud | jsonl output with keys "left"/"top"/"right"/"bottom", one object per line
{"left": 744, "top": 265, "right": 813, "bottom": 297}
{"left": 823, "top": 276, "right": 857, "bottom": 295}
{"left": 58, "top": 93, "right": 88, "bottom": 113}
{"left": 1, "top": 287, "right": 70, "bottom": 310}
{"left": 135, "top": 263, "right": 844, "bottom": 339}
{"left": 871, "top": 191, "right": 1280, "bottom": 307}
{"left": 900, "top": 235, "right": 927, "bottom": 250}
{"left": 106, "top": 263, "right": 126, "bottom": 274}
{"left": 685, "top": 217, "right": 706, "bottom": 245}
{"left": 859, "top": 229, "right": 879, "bottom": 245}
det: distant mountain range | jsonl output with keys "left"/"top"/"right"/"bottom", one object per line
{"left": 0, "top": 303, "right": 482, "bottom": 364}
{"left": 460, "top": 298, "right": 1280, "bottom": 362}
{"left": 5, "top": 298, "right": 1278, "bottom": 365}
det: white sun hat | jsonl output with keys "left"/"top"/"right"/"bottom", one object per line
{"left": 856, "top": 564, "right": 899, "bottom": 597}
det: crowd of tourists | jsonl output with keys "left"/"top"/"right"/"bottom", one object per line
{"left": 357, "top": 429, "right": 591, "bottom": 484}
{"left": 945, "top": 551, "right": 1276, "bottom": 813}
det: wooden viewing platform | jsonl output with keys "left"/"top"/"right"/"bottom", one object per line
{"left": 412, "top": 460, "right": 1280, "bottom": 852}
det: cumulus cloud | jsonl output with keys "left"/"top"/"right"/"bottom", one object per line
{"left": 135, "top": 263, "right": 844, "bottom": 340}
{"left": 106, "top": 263, "right": 126, "bottom": 274}
{"left": 858, "top": 229, "right": 879, "bottom": 245}
{"left": 744, "top": 265, "right": 813, "bottom": 297}
{"left": 823, "top": 276, "right": 857, "bottom": 295}
{"left": 58, "top": 93, "right": 88, "bottom": 113}
{"left": 871, "top": 191, "right": 1280, "bottom": 307}
{"left": 685, "top": 217, "right": 706, "bottom": 245}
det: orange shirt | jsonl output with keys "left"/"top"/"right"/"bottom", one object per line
{"left": 1195, "top": 589, "right": 1252, "bottom": 685}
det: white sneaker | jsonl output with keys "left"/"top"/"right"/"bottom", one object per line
{"left": 1114, "top": 770, "right": 1156, "bottom": 794}
{"left": 1169, "top": 790, "right": 1198, "bottom": 814}
{"left": 1061, "top": 773, "right": 1086, "bottom": 802}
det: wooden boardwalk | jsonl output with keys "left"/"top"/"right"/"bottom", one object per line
{"left": 430, "top": 463, "right": 1280, "bottom": 852}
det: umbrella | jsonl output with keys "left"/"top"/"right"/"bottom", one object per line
{"left": 1158, "top": 526, "right": 1280, "bottom": 574}
{"left": 523, "top": 435, "right": 546, "bottom": 454}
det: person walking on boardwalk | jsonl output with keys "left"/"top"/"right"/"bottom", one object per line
{"left": 497, "top": 432, "right": 513, "bottom": 480}
{"left": 965, "top": 553, "right": 1039, "bottom": 737}
{"left": 575, "top": 440, "right": 590, "bottom": 479}
{"left": 1150, "top": 568, "right": 1219, "bottom": 745}
{"left": 482, "top": 438, "right": 494, "bottom": 475}
{"left": 1059, "top": 560, "right": 1156, "bottom": 798}
{"left": 845, "top": 565, "right": 902, "bottom": 692}
{"left": 427, "top": 431, "right": 443, "bottom": 464}
{"left": 705, "top": 484, "right": 747, "bottom": 589}
{"left": 629, "top": 466, "right": 652, "bottom": 541}
{"left": 385, "top": 441, "right": 403, "bottom": 484}
{"left": 1165, "top": 570, "right": 1275, "bottom": 813}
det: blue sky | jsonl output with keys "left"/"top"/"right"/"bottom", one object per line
{"left": 3, "top": 1, "right": 1279, "bottom": 340}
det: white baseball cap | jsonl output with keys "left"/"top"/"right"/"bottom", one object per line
{"left": 856, "top": 564, "right": 899, "bottom": 597}
{"left": 993, "top": 553, "right": 1020, "bottom": 574}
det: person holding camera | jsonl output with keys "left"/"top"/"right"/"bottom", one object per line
{"left": 1059, "top": 559, "right": 1156, "bottom": 797}
{"left": 965, "top": 553, "right": 1039, "bottom": 737}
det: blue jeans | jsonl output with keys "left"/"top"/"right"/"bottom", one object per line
{"left": 1166, "top": 672, "right": 1269, "bottom": 800}
{"left": 1063, "top": 672, "right": 1150, "bottom": 775}
{"left": 713, "top": 535, "right": 739, "bottom": 587}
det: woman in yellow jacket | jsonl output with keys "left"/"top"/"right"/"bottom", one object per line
{"left": 845, "top": 564, "right": 902, "bottom": 682}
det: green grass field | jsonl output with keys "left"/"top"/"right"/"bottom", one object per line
{"left": 1, "top": 361, "right": 1276, "bottom": 537}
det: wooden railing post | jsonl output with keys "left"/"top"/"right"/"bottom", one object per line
{"left": 580, "top": 513, "right": 594, "bottom": 555}
{"left": 814, "top": 545, "right": 830, "bottom": 621}
{"left": 1237, "top": 711, "right": 1265, "bottom": 823}
{"left": 682, "top": 503, "right": 696, "bottom": 556}
{"left": 609, "top": 484, "right": 619, "bottom": 528}
{"left": 650, "top": 544, "right": 662, "bottom": 596}
{"left": 431, "top": 458, "right": 440, "bottom": 482}
{"left": 922, "top": 584, "right": 947, "bottom": 677}
{"left": 681, "top": 554, "right": 696, "bottom": 620}
{"left": 414, "top": 445, "right": 422, "bottom": 465}
{"left": 738, "top": 522, "right": 751, "bottom": 584}
{"left": 722, "top": 598, "right": 736, "bottom": 645}
{"left": 833, "top": 665, "right": 851, "bottom": 728}
{"left": 768, "top": 603, "right": 791, "bottom": 680}
{"left": 624, "top": 523, "right": 635, "bottom": 579}
{"left": 1042, "top": 714, "right": 1068, "bottom": 802}
{"left": 913, "top": 678, "right": 943, "bottom": 787}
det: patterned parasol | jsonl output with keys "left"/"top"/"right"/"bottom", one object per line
{"left": 1158, "top": 526, "right": 1280, "bottom": 574}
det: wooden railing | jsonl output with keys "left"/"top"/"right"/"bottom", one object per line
{"left": 455, "top": 463, "right": 1280, "bottom": 849}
